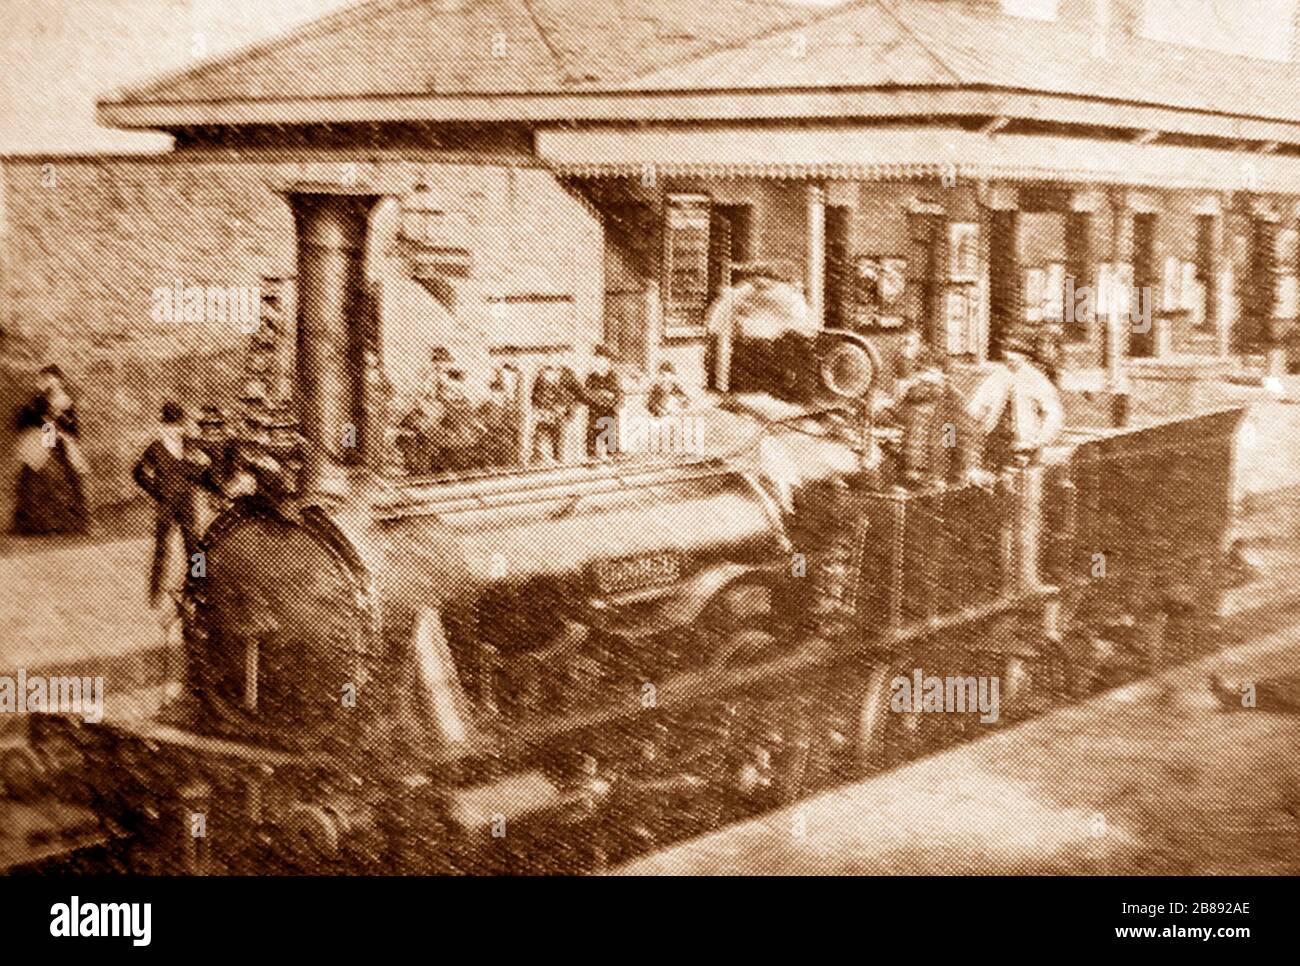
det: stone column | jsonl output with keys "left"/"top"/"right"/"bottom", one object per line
{"left": 806, "top": 184, "right": 826, "bottom": 328}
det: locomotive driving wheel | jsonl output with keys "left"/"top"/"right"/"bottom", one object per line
{"left": 617, "top": 598, "right": 820, "bottom": 849}
{"left": 724, "top": 691, "right": 817, "bottom": 817}
{"left": 855, "top": 661, "right": 925, "bottom": 774}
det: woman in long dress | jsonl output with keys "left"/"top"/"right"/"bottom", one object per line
{"left": 10, "top": 393, "right": 90, "bottom": 535}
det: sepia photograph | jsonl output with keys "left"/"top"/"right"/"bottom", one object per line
{"left": 0, "top": 0, "right": 1296, "bottom": 945}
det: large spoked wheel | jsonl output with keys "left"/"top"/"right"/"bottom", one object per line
{"left": 855, "top": 661, "right": 926, "bottom": 774}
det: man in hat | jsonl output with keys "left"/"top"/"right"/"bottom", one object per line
{"left": 583, "top": 346, "right": 623, "bottom": 460}
{"left": 531, "top": 356, "right": 579, "bottom": 463}
{"left": 133, "top": 402, "right": 211, "bottom": 607}
{"left": 432, "top": 368, "right": 482, "bottom": 473}
{"left": 966, "top": 329, "right": 1064, "bottom": 469}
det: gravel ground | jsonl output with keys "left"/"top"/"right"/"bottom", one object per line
{"left": 615, "top": 621, "right": 1300, "bottom": 876}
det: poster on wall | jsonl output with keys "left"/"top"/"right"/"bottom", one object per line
{"left": 1024, "top": 268, "right": 1045, "bottom": 322}
{"left": 948, "top": 222, "right": 979, "bottom": 283}
{"left": 1276, "top": 272, "right": 1299, "bottom": 319}
{"left": 852, "top": 255, "right": 908, "bottom": 329}
{"left": 1277, "top": 226, "right": 1298, "bottom": 266}
{"left": 661, "top": 194, "right": 712, "bottom": 339}
{"left": 1162, "top": 255, "right": 1181, "bottom": 311}
{"left": 1042, "top": 263, "right": 1065, "bottom": 321}
{"left": 944, "top": 286, "right": 976, "bottom": 355}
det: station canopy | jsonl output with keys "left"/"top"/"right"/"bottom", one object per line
{"left": 536, "top": 126, "right": 1300, "bottom": 193}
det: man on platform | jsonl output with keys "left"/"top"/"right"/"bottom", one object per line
{"left": 133, "top": 402, "right": 211, "bottom": 608}
{"left": 530, "top": 357, "right": 579, "bottom": 463}
{"left": 966, "top": 329, "right": 1065, "bottom": 470}
{"left": 583, "top": 346, "right": 622, "bottom": 460}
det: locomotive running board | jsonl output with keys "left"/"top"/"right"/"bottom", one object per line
{"left": 511, "top": 585, "right": 1062, "bottom": 754}
{"left": 79, "top": 587, "right": 1059, "bottom": 772}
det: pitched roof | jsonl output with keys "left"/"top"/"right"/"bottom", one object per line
{"left": 104, "top": 0, "right": 818, "bottom": 105}
{"left": 99, "top": 0, "right": 1300, "bottom": 140}
{"left": 627, "top": 0, "right": 1300, "bottom": 126}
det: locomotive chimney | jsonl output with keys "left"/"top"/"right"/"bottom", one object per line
{"left": 281, "top": 188, "right": 383, "bottom": 498}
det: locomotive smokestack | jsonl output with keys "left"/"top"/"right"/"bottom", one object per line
{"left": 282, "top": 189, "right": 382, "bottom": 497}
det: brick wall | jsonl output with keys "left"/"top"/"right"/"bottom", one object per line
{"left": 0, "top": 151, "right": 603, "bottom": 524}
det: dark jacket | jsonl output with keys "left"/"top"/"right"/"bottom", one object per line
{"left": 583, "top": 370, "right": 622, "bottom": 415}
{"left": 531, "top": 368, "right": 579, "bottom": 419}
{"left": 133, "top": 440, "right": 206, "bottom": 526}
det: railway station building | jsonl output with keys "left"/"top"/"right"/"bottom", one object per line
{"left": 7, "top": 0, "right": 1300, "bottom": 510}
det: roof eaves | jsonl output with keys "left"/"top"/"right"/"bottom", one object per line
{"left": 100, "top": 0, "right": 421, "bottom": 107}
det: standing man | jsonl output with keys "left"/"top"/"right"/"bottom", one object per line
{"left": 583, "top": 346, "right": 623, "bottom": 460}
{"left": 530, "top": 358, "right": 577, "bottom": 463}
{"left": 133, "top": 402, "right": 210, "bottom": 608}
{"left": 478, "top": 370, "right": 520, "bottom": 468}
{"left": 966, "top": 331, "right": 1065, "bottom": 469}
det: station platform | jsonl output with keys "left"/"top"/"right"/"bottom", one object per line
{"left": 615, "top": 618, "right": 1300, "bottom": 876}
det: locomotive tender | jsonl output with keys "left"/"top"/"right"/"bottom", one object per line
{"left": 30, "top": 190, "right": 1244, "bottom": 874}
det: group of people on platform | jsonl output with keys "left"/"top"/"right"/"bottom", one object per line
{"left": 393, "top": 347, "right": 693, "bottom": 475}
{"left": 8, "top": 310, "right": 1060, "bottom": 608}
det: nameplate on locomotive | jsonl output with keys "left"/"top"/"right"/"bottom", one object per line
{"left": 593, "top": 551, "right": 683, "bottom": 596}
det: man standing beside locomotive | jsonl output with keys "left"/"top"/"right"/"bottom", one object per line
{"left": 133, "top": 402, "right": 212, "bottom": 608}
{"left": 965, "top": 329, "right": 1065, "bottom": 471}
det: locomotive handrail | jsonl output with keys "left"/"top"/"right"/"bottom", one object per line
{"left": 374, "top": 454, "right": 758, "bottom": 523}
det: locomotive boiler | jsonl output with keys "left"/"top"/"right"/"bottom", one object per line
{"left": 29, "top": 188, "right": 1245, "bottom": 874}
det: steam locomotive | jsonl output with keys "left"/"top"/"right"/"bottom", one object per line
{"left": 27, "top": 193, "right": 1242, "bottom": 875}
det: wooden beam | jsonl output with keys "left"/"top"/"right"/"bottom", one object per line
{"left": 97, "top": 88, "right": 1300, "bottom": 151}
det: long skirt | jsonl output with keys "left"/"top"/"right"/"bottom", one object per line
{"left": 10, "top": 453, "right": 89, "bottom": 535}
